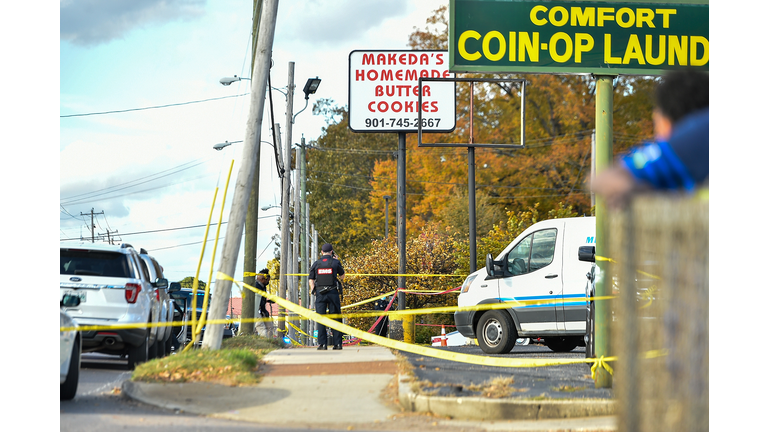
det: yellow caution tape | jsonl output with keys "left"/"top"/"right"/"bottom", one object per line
{"left": 596, "top": 256, "right": 662, "bottom": 280}
{"left": 59, "top": 293, "right": 617, "bottom": 333}
{"left": 223, "top": 272, "right": 602, "bottom": 368}
{"left": 590, "top": 356, "right": 616, "bottom": 379}
{"left": 285, "top": 273, "right": 466, "bottom": 278}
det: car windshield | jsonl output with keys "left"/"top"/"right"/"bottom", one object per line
{"left": 60, "top": 250, "right": 133, "bottom": 278}
{"left": 174, "top": 292, "right": 209, "bottom": 310}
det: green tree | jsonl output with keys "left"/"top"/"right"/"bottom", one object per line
{"left": 179, "top": 277, "right": 206, "bottom": 290}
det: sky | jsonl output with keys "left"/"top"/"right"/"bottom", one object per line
{"left": 56, "top": 0, "right": 450, "bottom": 299}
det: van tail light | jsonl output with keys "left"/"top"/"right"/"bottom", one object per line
{"left": 154, "top": 288, "right": 160, "bottom": 301}
{"left": 125, "top": 283, "right": 141, "bottom": 303}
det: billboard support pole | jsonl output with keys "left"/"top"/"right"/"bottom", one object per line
{"left": 594, "top": 74, "right": 615, "bottom": 389}
{"left": 468, "top": 82, "right": 477, "bottom": 273}
{"left": 397, "top": 131, "right": 412, "bottom": 342}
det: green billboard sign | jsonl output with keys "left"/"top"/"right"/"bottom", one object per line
{"left": 450, "top": 0, "right": 709, "bottom": 75}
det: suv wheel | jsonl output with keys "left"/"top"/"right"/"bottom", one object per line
{"left": 148, "top": 338, "right": 159, "bottom": 360}
{"left": 60, "top": 336, "right": 80, "bottom": 400}
{"left": 128, "top": 331, "right": 149, "bottom": 369}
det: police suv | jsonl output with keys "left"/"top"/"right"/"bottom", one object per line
{"left": 60, "top": 242, "right": 165, "bottom": 368}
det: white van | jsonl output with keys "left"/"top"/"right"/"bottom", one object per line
{"left": 454, "top": 216, "right": 595, "bottom": 354}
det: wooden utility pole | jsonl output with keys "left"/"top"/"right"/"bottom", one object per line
{"left": 241, "top": 0, "right": 264, "bottom": 337}
{"left": 80, "top": 208, "right": 104, "bottom": 243}
{"left": 202, "top": 0, "right": 279, "bottom": 351}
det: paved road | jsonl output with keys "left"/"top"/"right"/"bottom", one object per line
{"left": 61, "top": 354, "right": 292, "bottom": 432}
{"left": 397, "top": 343, "right": 614, "bottom": 400}
{"left": 59, "top": 353, "right": 492, "bottom": 432}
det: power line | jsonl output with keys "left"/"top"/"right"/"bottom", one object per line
{"left": 59, "top": 214, "right": 279, "bottom": 242}
{"left": 60, "top": 93, "right": 249, "bottom": 118}
{"left": 61, "top": 158, "right": 208, "bottom": 202}
{"left": 60, "top": 172, "right": 216, "bottom": 206}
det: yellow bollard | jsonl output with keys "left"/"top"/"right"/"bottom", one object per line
{"left": 403, "top": 314, "right": 414, "bottom": 344}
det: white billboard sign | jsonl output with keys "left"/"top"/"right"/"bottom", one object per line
{"left": 348, "top": 50, "right": 456, "bottom": 133}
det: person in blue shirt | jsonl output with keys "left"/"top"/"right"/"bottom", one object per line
{"left": 591, "top": 70, "right": 708, "bottom": 208}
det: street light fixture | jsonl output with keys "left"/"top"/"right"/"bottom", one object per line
{"left": 293, "top": 77, "right": 322, "bottom": 122}
{"left": 219, "top": 74, "right": 286, "bottom": 95}
{"left": 219, "top": 75, "right": 250, "bottom": 86}
{"left": 213, "top": 140, "right": 274, "bottom": 151}
{"left": 302, "top": 77, "right": 322, "bottom": 100}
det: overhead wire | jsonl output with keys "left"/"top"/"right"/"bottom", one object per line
{"left": 60, "top": 158, "right": 210, "bottom": 204}
{"left": 60, "top": 94, "right": 249, "bottom": 118}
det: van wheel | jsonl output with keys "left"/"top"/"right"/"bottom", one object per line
{"left": 128, "top": 331, "right": 149, "bottom": 369}
{"left": 477, "top": 311, "right": 517, "bottom": 354}
{"left": 545, "top": 336, "right": 580, "bottom": 352}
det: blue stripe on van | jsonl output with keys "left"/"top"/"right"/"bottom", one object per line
{"left": 498, "top": 294, "right": 587, "bottom": 308}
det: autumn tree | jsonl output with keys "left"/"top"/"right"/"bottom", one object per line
{"left": 305, "top": 100, "right": 397, "bottom": 256}
{"left": 305, "top": 4, "right": 655, "bottom": 281}
{"left": 456, "top": 202, "right": 581, "bottom": 275}
{"left": 342, "top": 223, "right": 463, "bottom": 334}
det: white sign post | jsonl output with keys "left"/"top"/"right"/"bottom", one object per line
{"left": 348, "top": 50, "right": 456, "bottom": 133}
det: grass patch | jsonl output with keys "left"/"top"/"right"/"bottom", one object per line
{"left": 131, "top": 335, "right": 282, "bottom": 386}
{"left": 465, "top": 376, "right": 527, "bottom": 398}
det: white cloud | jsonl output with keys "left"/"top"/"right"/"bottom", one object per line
{"left": 60, "top": 0, "right": 206, "bottom": 46}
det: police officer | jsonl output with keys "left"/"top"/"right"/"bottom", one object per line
{"left": 308, "top": 243, "right": 345, "bottom": 350}
{"left": 254, "top": 269, "right": 275, "bottom": 338}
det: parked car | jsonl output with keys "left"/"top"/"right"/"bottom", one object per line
{"left": 168, "top": 282, "right": 187, "bottom": 351}
{"left": 577, "top": 244, "right": 660, "bottom": 359}
{"left": 170, "top": 287, "right": 233, "bottom": 345}
{"left": 60, "top": 294, "right": 81, "bottom": 400}
{"left": 60, "top": 242, "right": 164, "bottom": 369}
{"left": 138, "top": 249, "right": 179, "bottom": 358}
{"left": 454, "top": 217, "right": 595, "bottom": 354}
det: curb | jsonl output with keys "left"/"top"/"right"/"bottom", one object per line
{"left": 397, "top": 374, "right": 615, "bottom": 421}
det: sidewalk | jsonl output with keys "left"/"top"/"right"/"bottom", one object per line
{"left": 122, "top": 345, "right": 617, "bottom": 431}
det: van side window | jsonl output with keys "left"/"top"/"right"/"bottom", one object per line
{"left": 507, "top": 236, "right": 531, "bottom": 276}
{"left": 506, "top": 228, "right": 557, "bottom": 276}
{"left": 530, "top": 229, "right": 557, "bottom": 271}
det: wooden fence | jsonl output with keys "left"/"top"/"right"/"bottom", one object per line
{"left": 606, "top": 193, "right": 708, "bottom": 432}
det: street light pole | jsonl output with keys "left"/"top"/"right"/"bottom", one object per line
{"left": 278, "top": 62, "right": 296, "bottom": 341}
{"left": 300, "top": 136, "right": 309, "bottom": 344}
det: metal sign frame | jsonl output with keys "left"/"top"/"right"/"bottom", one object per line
{"left": 417, "top": 77, "right": 526, "bottom": 149}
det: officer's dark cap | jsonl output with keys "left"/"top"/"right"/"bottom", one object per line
{"left": 322, "top": 243, "right": 333, "bottom": 252}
